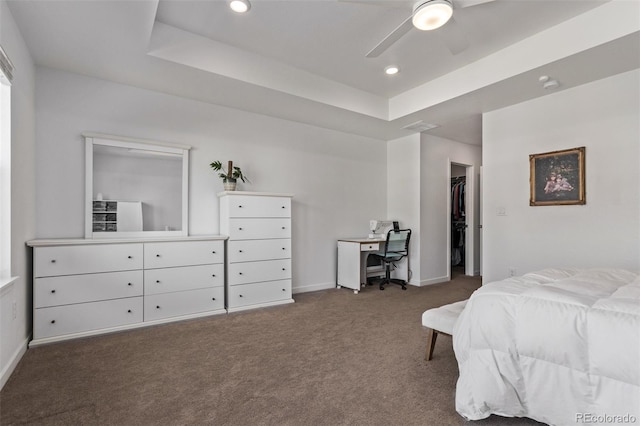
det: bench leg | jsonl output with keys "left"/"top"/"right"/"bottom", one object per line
{"left": 425, "top": 328, "right": 438, "bottom": 361}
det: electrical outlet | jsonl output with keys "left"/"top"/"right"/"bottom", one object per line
{"left": 508, "top": 268, "right": 516, "bottom": 277}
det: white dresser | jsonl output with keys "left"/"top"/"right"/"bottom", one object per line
{"left": 28, "top": 236, "right": 226, "bottom": 346}
{"left": 218, "top": 191, "right": 294, "bottom": 312}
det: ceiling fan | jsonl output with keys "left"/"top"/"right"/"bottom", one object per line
{"left": 356, "top": 0, "right": 497, "bottom": 57}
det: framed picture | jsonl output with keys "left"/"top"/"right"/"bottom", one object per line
{"left": 530, "top": 147, "right": 585, "bottom": 206}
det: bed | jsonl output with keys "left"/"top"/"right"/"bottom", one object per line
{"left": 453, "top": 268, "right": 640, "bottom": 426}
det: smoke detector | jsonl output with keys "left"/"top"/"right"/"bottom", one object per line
{"left": 539, "top": 75, "right": 560, "bottom": 90}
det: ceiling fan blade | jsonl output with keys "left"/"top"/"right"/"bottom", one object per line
{"left": 366, "top": 15, "right": 414, "bottom": 58}
{"left": 453, "top": 0, "right": 496, "bottom": 9}
{"left": 437, "top": 16, "right": 469, "bottom": 55}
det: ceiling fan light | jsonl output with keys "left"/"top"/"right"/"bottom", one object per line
{"left": 412, "top": 0, "right": 453, "bottom": 31}
{"left": 229, "top": 0, "right": 251, "bottom": 13}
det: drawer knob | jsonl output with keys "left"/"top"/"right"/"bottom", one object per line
{"left": 282, "top": 268, "right": 286, "bottom": 271}
{"left": 50, "top": 259, "right": 56, "bottom": 263}
{"left": 156, "top": 305, "right": 160, "bottom": 309}
{"left": 156, "top": 280, "right": 160, "bottom": 283}
{"left": 239, "top": 250, "right": 243, "bottom": 253}
{"left": 282, "top": 206, "right": 285, "bottom": 209}
{"left": 212, "top": 251, "right": 216, "bottom": 254}
{"left": 128, "top": 283, "right": 132, "bottom": 286}
{"left": 51, "top": 320, "right": 56, "bottom": 324}
{"left": 51, "top": 289, "right": 56, "bottom": 293}
{"left": 282, "top": 247, "right": 286, "bottom": 250}
{"left": 127, "top": 309, "right": 132, "bottom": 313}
{"left": 282, "top": 227, "right": 286, "bottom": 229}
{"left": 156, "top": 254, "right": 160, "bottom": 257}
{"left": 212, "top": 274, "right": 216, "bottom": 277}
{"left": 239, "top": 294, "right": 243, "bottom": 297}
{"left": 239, "top": 227, "right": 243, "bottom": 230}
{"left": 128, "top": 256, "right": 132, "bottom": 259}
{"left": 282, "top": 288, "right": 286, "bottom": 292}
{"left": 212, "top": 297, "right": 216, "bottom": 301}
{"left": 239, "top": 272, "right": 243, "bottom": 275}
{"left": 239, "top": 205, "right": 243, "bottom": 208}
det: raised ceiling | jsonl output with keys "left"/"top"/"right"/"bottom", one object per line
{"left": 6, "top": 0, "right": 639, "bottom": 144}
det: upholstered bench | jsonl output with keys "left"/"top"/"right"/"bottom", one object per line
{"left": 421, "top": 299, "right": 468, "bottom": 361}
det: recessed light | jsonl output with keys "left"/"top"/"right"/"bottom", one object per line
{"left": 229, "top": 0, "right": 251, "bottom": 13}
{"left": 385, "top": 66, "right": 400, "bottom": 75}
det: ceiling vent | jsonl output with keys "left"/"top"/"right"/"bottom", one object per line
{"left": 402, "top": 120, "right": 440, "bottom": 133}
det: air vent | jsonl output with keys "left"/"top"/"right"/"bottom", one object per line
{"left": 402, "top": 120, "right": 440, "bottom": 133}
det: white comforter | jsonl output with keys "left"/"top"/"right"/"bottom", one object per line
{"left": 453, "top": 268, "right": 640, "bottom": 426}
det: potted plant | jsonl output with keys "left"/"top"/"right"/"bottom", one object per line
{"left": 210, "top": 160, "right": 249, "bottom": 191}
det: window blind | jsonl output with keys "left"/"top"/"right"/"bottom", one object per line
{"left": 0, "top": 45, "right": 14, "bottom": 84}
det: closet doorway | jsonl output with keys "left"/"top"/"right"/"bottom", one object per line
{"left": 448, "top": 162, "right": 474, "bottom": 280}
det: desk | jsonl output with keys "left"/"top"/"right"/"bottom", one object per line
{"left": 336, "top": 237, "right": 386, "bottom": 294}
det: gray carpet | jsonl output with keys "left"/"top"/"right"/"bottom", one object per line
{"left": 0, "top": 276, "right": 543, "bottom": 425}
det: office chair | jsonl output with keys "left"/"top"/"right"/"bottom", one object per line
{"left": 370, "top": 228, "right": 411, "bottom": 290}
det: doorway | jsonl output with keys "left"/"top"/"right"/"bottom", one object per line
{"left": 447, "top": 162, "right": 476, "bottom": 280}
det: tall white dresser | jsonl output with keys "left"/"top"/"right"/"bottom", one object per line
{"left": 218, "top": 191, "right": 294, "bottom": 312}
{"left": 27, "top": 236, "right": 226, "bottom": 346}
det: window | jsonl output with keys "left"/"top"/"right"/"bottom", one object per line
{"left": 0, "top": 45, "right": 13, "bottom": 279}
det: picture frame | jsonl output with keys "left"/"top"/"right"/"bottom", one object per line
{"left": 530, "top": 147, "right": 585, "bottom": 206}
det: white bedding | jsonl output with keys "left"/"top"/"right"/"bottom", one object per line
{"left": 453, "top": 268, "right": 640, "bottom": 425}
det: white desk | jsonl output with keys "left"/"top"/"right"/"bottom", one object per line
{"left": 336, "top": 237, "right": 386, "bottom": 294}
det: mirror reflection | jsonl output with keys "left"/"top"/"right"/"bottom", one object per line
{"left": 85, "top": 134, "right": 189, "bottom": 238}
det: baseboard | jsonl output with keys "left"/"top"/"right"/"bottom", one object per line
{"left": 293, "top": 280, "right": 424, "bottom": 293}
{"left": 0, "top": 335, "right": 29, "bottom": 391}
{"left": 227, "top": 298, "right": 295, "bottom": 313}
{"left": 293, "top": 282, "right": 335, "bottom": 294}
{"left": 416, "top": 276, "right": 450, "bottom": 287}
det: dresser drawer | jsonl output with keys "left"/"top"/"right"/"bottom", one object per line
{"left": 228, "top": 280, "right": 292, "bottom": 309}
{"left": 228, "top": 259, "right": 291, "bottom": 285}
{"left": 228, "top": 239, "right": 291, "bottom": 263}
{"left": 144, "top": 287, "right": 224, "bottom": 321}
{"left": 144, "top": 240, "right": 224, "bottom": 269}
{"left": 144, "top": 264, "right": 224, "bottom": 295}
{"left": 228, "top": 218, "right": 291, "bottom": 240}
{"left": 227, "top": 196, "right": 291, "bottom": 218}
{"left": 33, "top": 297, "right": 143, "bottom": 339}
{"left": 35, "top": 270, "right": 143, "bottom": 308}
{"left": 34, "top": 244, "right": 143, "bottom": 277}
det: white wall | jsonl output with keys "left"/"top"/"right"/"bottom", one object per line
{"left": 0, "top": 0, "right": 36, "bottom": 389}
{"left": 420, "top": 135, "right": 482, "bottom": 284}
{"left": 387, "top": 134, "right": 421, "bottom": 284}
{"left": 35, "top": 67, "right": 388, "bottom": 293}
{"left": 483, "top": 69, "right": 640, "bottom": 283}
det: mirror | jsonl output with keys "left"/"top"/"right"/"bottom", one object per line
{"left": 84, "top": 133, "right": 190, "bottom": 238}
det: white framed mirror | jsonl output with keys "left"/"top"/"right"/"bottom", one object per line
{"left": 84, "top": 133, "right": 190, "bottom": 239}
